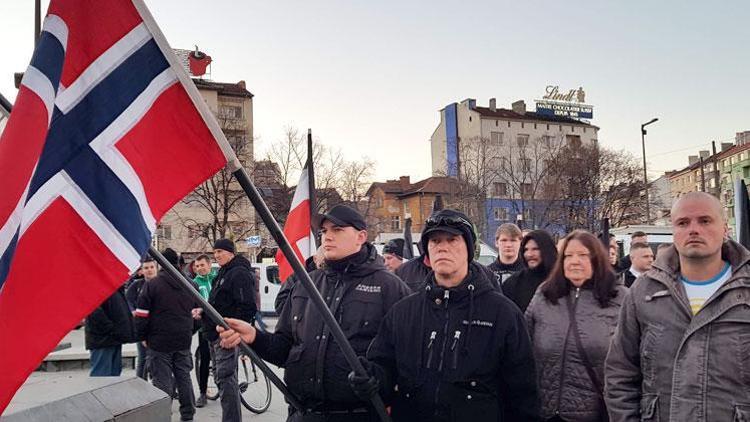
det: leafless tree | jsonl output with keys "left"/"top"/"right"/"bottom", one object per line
{"left": 173, "top": 114, "right": 255, "bottom": 247}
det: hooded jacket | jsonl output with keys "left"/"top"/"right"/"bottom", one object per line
{"left": 252, "top": 243, "right": 410, "bottom": 411}
{"left": 525, "top": 280, "right": 626, "bottom": 421}
{"left": 85, "top": 287, "right": 135, "bottom": 350}
{"left": 605, "top": 241, "right": 750, "bottom": 422}
{"left": 203, "top": 254, "right": 256, "bottom": 341}
{"left": 503, "top": 230, "right": 559, "bottom": 313}
{"left": 134, "top": 270, "right": 201, "bottom": 352}
{"left": 367, "top": 262, "right": 540, "bottom": 422}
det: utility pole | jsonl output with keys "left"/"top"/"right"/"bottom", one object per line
{"left": 641, "top": 118, "right": 659, "bottom": 224}
{"left": 712, "top": 141, "right": 719, "bottom": 197}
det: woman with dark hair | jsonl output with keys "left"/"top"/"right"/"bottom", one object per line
{"left": 502, "top": 230, "right": 558, "bottom": 312}
{"left": 525, "top": 230, "right": 626, "bottom": 422}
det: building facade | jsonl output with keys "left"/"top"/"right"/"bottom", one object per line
{"left": 156, "top": 78, "right": 255, "bottom": 260}
{"left": 366, "top": 176, "right": 478, "bottom": 239}
{"left": 430, "top": 97, "right": 599, "bottom": 241}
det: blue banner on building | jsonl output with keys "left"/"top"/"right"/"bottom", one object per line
{"left": 536, "top": 101, "right": 593, "bottom": 119}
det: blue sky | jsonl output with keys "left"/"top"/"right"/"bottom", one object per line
{"left": 1, "top": 1, "right": 748, "bottom": 181}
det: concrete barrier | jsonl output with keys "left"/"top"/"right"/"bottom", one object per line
{"left": 2, "top": 375, "right": 170, "bottom": 422}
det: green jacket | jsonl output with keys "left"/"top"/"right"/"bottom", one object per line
{"left": 194, "top": 270, "right": 217, "bottom": 300}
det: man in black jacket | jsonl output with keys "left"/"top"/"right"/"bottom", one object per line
{"left": 202, "top": 238, "right": 256, "bottom": 422}
{"left": 135, "top": 249, "right": 201, "bottom": 422}
{"left": 85, "top": 285, "right": 134, "bottom": 376}
{"left": 352, "top": 209, "right": 540, "bottom": 421}
{"left": 216, "top": 205, "right": 410, "bottom": 421}
{"left": 126, "top": 258, "right": 158, "bottom": 379}
{"left": 487, "top": 223, "right": 525, "bottom": 286}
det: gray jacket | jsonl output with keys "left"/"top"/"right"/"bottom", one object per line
{"left": 526, "top": 282, "right": 626, "bottom": 421}
{"left": 605, "top": 240, "right": 750, "bottom": 422}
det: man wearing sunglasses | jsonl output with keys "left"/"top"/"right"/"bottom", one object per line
{"left": 216, "top": 204, "right": 410, "bottom": 421}
{"left": 350, "top": 209, "right": 540, "bottom": 421}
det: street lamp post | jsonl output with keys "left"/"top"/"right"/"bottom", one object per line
{"left": 641, "top": 118, "right": 659, "bottom": 224}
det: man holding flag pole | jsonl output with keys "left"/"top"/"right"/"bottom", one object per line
{"left": 0, "top": 2, "right": 398, "bottom": 420}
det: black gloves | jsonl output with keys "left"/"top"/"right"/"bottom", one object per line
{"left": 348, "top": 357, "right": 380, "bottom": 400}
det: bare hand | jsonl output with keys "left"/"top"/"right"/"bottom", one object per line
{"left": 191, "top": 308, "right": 203, "bottom": 320}
{"left": 217, "top": 318, "right": 256, "bottom": 349}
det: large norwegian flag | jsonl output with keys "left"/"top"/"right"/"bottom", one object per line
{"left": 0, "top": 0, "right": 232, "bottom": 412}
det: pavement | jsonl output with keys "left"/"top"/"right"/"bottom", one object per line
{"left": 11, "top": 317, "right": 291, "bottom": 421}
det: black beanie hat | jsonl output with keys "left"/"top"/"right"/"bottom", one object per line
{"left": 420, "top": 209, "right": 476, "bottom": 262}
{"left": 161, "top": 248, "right": 179, "bottom": 267}
{"left": 383, "top": 238, "right": 405, "bottom": 259}
{"left": 213, "top": 238, "right": 235, "bottom": 254}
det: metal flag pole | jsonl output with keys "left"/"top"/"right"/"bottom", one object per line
{"left": 146, "top": 246, "right": 305, "bottom": 413}
{"left": 232, "top": 167, "right": 392, "bottom": 422}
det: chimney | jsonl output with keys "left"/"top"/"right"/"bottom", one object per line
{"left": 699, "top": 150, "right": 710, "bottom": 159}
{"left": 512, "top": 100, "right": 526, "bottom": 115}
{"left": 237, "top": 80, "right": 246, "bottom": 90}
{"left": 399, "top": 176, "right": 410, "bottom": 188}
{"left": 489, "top": 98, "right": 496, "bottom": 112}
{"left": 722, "top": 142, "right": 734, "bottom": 151}
{"left": 688, "top": 155, "right": 699, "bottom": 165}
{"left": 460, "top": 98, "right": 476, "bottom": 110}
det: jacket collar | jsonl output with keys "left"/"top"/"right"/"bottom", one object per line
{"left": 650, "top": 240, "right": 750, "bottom": 287}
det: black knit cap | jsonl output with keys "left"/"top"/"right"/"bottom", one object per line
{"left": 161, "top": 248, "right": 179, "bottom": 267}
{"left": 313, "top": 205, "right": 367, "bottom": 231}
{"left": 383, "top": 238, "right": 405, "bottom": 259}
{"left": 421, "top": 209, "right": 477, "bottom": 262}
{"left": 213, "top": 238, "right": 235, "bottom": 254}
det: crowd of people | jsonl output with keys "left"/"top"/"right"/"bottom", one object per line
{"left": 84, "top": 190, "right": 750, "bottom": 421}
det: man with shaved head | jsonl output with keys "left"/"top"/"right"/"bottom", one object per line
{"left": 605, "top": 192, "right": 750, "bottom": 421}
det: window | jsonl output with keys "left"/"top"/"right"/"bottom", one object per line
{"left": 157, "top": 224, "right": 172, "bottom": 240}
{"left": 517, "top": 134, "right": 529, "bottom": 147}
{"left": 187, "top": 224, "right": 204, "bottom": 239}
{"left": 541, "top": 135, "right": 553, "bottom": 148}
{"left": 390, "top": 215, "right": 401, "bottom": 231}
{"left": 492, "top": 182, "right": 508, "bottom": 196}
{"left": 493, "top": 207, "right": 508, "bottom": 221}
{"left": 521, "top": 158, "right": 532, "bottom": 173}
{"left": 566, "top": 134, "right": 582, "bottom": 148}
{"left": 403, "top": 202, "right": 409, "bottom": 216}
{"left": 219, "top": 105, "right": 242, "bottom": 119}
{"left": 521, "top": 183, "right": 533, "bottom": 196}
{"left": 491, "top": 131, "right": 504, "bottom": 146}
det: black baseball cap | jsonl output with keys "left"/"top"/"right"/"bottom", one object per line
{"left": 313, "top": 205, "right": 367, "bottom": 231}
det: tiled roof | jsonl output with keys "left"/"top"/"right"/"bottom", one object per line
{"left": 474, "top": 106, "right": 596, "bottom": 127}
{"left": 367, "top": 176, "right": 466, "bottom": 197}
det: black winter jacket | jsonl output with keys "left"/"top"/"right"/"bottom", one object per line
{"left": 134, "top": 270, "right": 201, "bottom": 352}
{"left": 252, "top": 243, "right": 410, "bottom": 410}
{"left": 274, "top": 255, "right": 318, "bottom": 315}
{"left": 367, "top": 262, "right": 540, "bottom": 422}
{"left": 125, "top": 276, "right": 145, "bottom": 311}
{"left": 502, "top": 267, "right": 548, "bottom": 313}
{"left": 394, "top": 255, "right": 432, "bottom": 292}
{"left": 203, "top": 254, "right": 257, "bottom": 341}
{"left": 85, "top": 287, "right": 135, "bottom": 350}
{"left": 487, "top": 258, "right": 525, "bottom": 286}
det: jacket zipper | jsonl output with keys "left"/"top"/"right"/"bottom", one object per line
{"left": 434, "top": 289, "right": 451, "bottom": 407}
{"left": 425, "top": 331, "right": 437, "bottom": 368}
{"left": 555, "top": 287, "right": 580, "bottom": 414}
{"left": 450, "top": 330, "right": 462, "bottom": 369}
